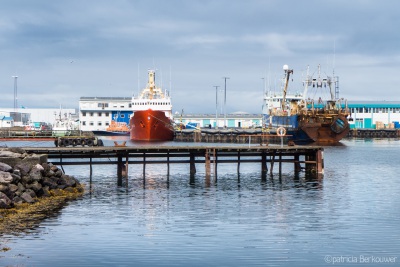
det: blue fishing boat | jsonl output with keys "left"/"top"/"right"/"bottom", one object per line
{"left": 262, "top": 64, "right": 350, "bottom": 144}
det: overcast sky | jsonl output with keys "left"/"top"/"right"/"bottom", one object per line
{"left": 0, "top": 0, "right": 399, "bottom": 114}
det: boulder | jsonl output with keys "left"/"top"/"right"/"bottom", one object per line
{"left": 50, "top": 165, "right": 59, "bottom": 172}
{"left": 0, "top": 171, "right": 13, "bottom": 184}
{"left": 42, "top": 177, "right": 58, "bottom": 189}
{"left": 0, "top": 192, "right": 13, "bottom": 208}
{"left": 15, "top": 163, "right": 31, "bottom": 176}
{"left": 29, "top": 167, "right": 43, "bottom": 182}
{"left": 0, "top": 184, "right": 8, "bottom": 192}
{"left": 8, "top": 184, "right": 18, "bottom": 193}
{"left": 25, "top": 188, "right": 37, "bottom": 198}
{"left": 0, "top": 150, "right": 23, "bottom": 158}
{"left": 55, "top": 169, "right": 63, "bottom": 178}
{"left": 27, "top": 181, "right": 42, "bottom": 192}
{"left": 20, "top": 192, "right": 35, "bottom": 203}
{"left": 12, "top": 196, "right": 23, "bottom": 204}
{"left": 4, "top": 147, "right": 26, "bottom": 154}
{"left": 21, "top": 175, "right": 33, "bottom": 184}
{"left": 0, "top": 162, "right": 12, "bottom": 172}
{"left": 11, "top": 173, "right": 21, "bottom": 184}
{"left": 41, "top": 162, "right": 51, "bottom": 174}
{"left": 36, "top": 187, "right": 51, "bottom": 197}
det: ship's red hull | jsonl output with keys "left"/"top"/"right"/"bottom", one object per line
{"left": 129, "top": 109, "right": 174, "bottom": 141}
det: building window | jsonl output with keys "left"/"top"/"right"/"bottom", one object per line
{"left": 89, "top": 121, "right": 94, "bottom": 126}
{"left": 105, "top": 122, "right": 110, "bottom": 126}
{"left": 120, "top": 114, "right": 125, "bottom": 118}
{"left": 82, "top": 121, "right": 86, "bottom": 126}
{"left": 98, "top": 112, "right": 102, "bottom": 116}
{"left": 90, "top": 112, "right": 94, "bottom": 116}
{"left": 82, "top": 112, "right": 86, "bottom": 116}
{"left": 105, "top": 112, "right": 109, "bottom": 116}
{"left": 98, "top": 122, "right": 102, "bottom": 126}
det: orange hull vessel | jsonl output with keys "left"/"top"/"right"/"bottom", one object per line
{"left": 129, "top": 109, "right": 174, "bottom": 141}
{"left": 130, "top": 69, "right": 174, "bottom": 141}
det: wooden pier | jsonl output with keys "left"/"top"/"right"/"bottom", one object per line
{"left": 24, "top": 145, "right": 324, "bottom": 186}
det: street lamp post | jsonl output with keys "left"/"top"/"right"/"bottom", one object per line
{"left": 214, "top": 85, "right": 219, "bottom": 129}
{"left": 222, "top": 77, "right": 229, "bottom": 128}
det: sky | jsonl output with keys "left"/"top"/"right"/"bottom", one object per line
{"left": 0, "top": 0, "right": 399, "bottom": 114}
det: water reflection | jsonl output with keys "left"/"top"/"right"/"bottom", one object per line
{"left": 2, "top": 139, "right": 400, "bottom": 267}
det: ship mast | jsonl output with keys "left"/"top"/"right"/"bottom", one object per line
{"left": 282, "top": 64, "right": 293, "bottom": 111}
{"left": 148, "top": 70, "right": 155, "bottom": 100}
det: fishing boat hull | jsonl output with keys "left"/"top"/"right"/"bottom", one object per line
{"left": 129, "top": 109, "right": 174, "bottom": 141}
{"left": 264, "top": 114, "right": 350, "bottom": 144}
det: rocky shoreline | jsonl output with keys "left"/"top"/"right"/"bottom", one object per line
{"left": 0, "top": 147, "right": 84, "bottom": 235}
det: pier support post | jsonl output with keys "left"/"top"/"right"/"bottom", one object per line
{"left": 261, "top": 151, "right": 267, "bottom": 181}
{"left": 117, "top": 155, "right": 123, "bottom": 186}
{"left": 294, "top": 154, "right": 301, "bottom": 173}
{"left": 205, "top": 149, "right": 211, "bottom": 177}
{"left": 89, "top": 157, "right": 93, "bottom": 178}
{"left": 214, "top": 149, "right": 218, "bottom": 180}
{"left": 143, "top": 153, "right": 146, "bottom": 181}
{"left": 167, "top": 151, "right": 170, "bottom": 176}
{"left": 190, "top": 152, "right": 196, "bottom": 175}
{"left": 270, "top": 152, "right": 275, "bottom": 175}
{"left": 237, "top": 151, "right": 240, "bottom": 174}
{"left": 279, "top": 152, "right": 282, "bottom": 175}
{"left": 316, "top": 149, "right": 324, "bottom": 174}
{"left": 125, "top": 155, "right": 129, "bottom": 185}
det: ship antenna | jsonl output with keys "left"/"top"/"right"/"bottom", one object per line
{"left": 169, "top": 65, "right": 172, "bottom": 97}
{"left": 137, "top": 62, "right": 140, "bottom": 97}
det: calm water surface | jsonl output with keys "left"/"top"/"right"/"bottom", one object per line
{"left": 1, "top": 138, "right": 400, "bottom": 266}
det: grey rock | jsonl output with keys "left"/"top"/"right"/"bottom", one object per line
{"left": 15, "top": 163, "right": 31, "bottom": 176}
{"left": 0, "top": 191, "right": 13, "bottom": 208}
{"left": 25, "top": 188, "right": 37, "bottom": 198}
{"left": 11, "top": 173, "right": 21, "bottom": 184}
{"left": 28, "top": 181, "right": 42, "bottom": 192}
{"left": 21, "top": 192, "right": 35, "bottom": 203}
{"left": 0, "top": 150, "right": 22, "bottom": 158}
{"left": 13, "top": 169, "right": 21, "bottom": 177}
{"left": 12, "top": 196, "right": 23, "bottom": 204}
{"left": 42, "top": 177, "right": 58, "bottom": 189}
{"left": 0, "top": 162, "right": 12, "bottom": 172}
{"left": 8, "top": 184, "right": 18, "bottom": 193}
{"left": 0, "top": 184, "right": 8, "bottom": 192}
{"left": 29, "top": 167, "right": 43, "bottom": 182}
{"left": 0, "top": 171, "right": 13, "bottom": 184}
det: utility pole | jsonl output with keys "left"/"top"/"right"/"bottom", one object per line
{"left": 214, "top": 85, "right": 219, "bottom": 129}
{"left": 12, "top": 76, "right": 18, "bottom": 111}
{"left": 222, "top": 77, "right": 229, "bottom": 128}
{"left": 12, "top": 76, "right": 18, "bottom": 124}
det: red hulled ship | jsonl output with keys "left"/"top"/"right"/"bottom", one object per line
{"left": 129, "top": 70, "right": 175, "bottom": 141}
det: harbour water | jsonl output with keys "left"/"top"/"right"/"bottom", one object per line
{"left": 1, "top": 138, "right": 400, "bottom": 266}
